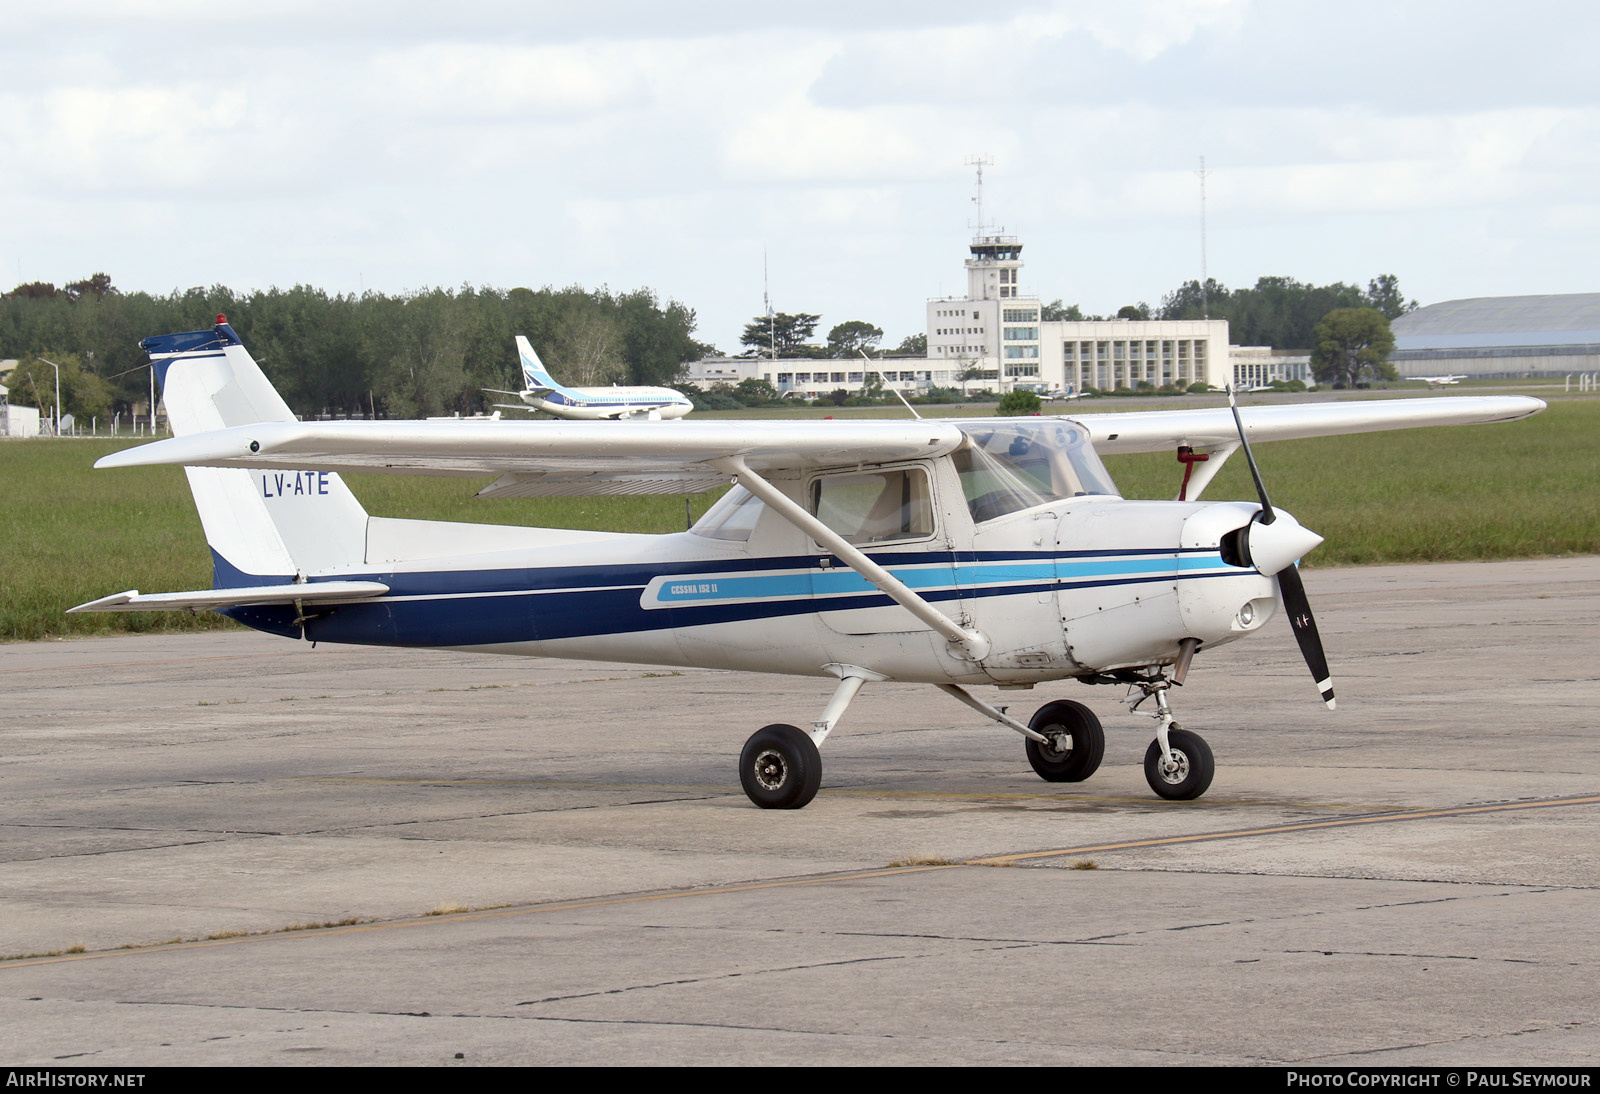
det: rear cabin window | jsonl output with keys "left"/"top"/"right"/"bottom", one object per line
{"left": 810, "top": 468, "right": 934, "bottom": 545}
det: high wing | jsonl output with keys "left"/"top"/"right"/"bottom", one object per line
{"left": 97, "top": 396, "right": 1542, "bottom": 496}
{"left": 96, "top": 418, "right": 968, "bottom": 497}
{"left": 1073, "top": 396, "right": 1539, "bottom": 454}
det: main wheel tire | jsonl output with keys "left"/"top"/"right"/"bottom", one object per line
{"left": 739, "top": 723, "right": 822, "bottom": 809}
{"left": 1025, "top": 699, "right": 1105, "bottom": 782}
{"left": 1143, "top": 727, "right": 1215, "bottom": 800}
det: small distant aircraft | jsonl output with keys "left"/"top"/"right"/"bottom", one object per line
{"left": 1412, "top": 375, "right": 1467, "bottom": 389}
{"left": 1046, "top": 386, "right": 1086, "bottom": 400}
{"left": 488, "top": 336, "right": 692, "bottom": 421}
{"left": 73, "top": 318, "right": 1544, "bottom": 808}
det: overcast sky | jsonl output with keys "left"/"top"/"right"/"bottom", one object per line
{"left": 4, "top": 0, "right": 1598, "bottom": 352}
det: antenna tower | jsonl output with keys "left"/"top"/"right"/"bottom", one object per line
{"left": 1196, "top": 155, "right": 1211, "bottom": 319}
{"left": 763, "top": 251, "right": 775, "bottom": 361}
{"left": 965, "top": 154, "right": 995, "bottom": 235}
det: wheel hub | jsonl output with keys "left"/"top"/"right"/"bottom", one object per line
{"left": 753, "top": 748, "right": 788, "bottom": 791}
{"left": 1041, "top": 731, "right": 1073, "bottom": 760}
{"left": 1158, "top": 748, "right": 1190, "bottom": 784}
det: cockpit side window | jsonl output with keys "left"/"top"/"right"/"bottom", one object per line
{"left": 810, "top": 467, "right": 934, "bottom": 545}
{"left": 954, "top": 421, "right": 1117, "bottom": 523}
{"left": 691, "top": 485, "right": 764, "bottom": 542}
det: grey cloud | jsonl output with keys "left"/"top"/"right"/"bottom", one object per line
{"left": 810, "top": 1, "right": 1600, "bottom": 115}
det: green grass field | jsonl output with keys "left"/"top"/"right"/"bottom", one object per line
{"left": 4, "top": 394, "right": 1595, "bottom": 641}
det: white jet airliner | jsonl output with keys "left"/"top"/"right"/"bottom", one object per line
{"left": 490, "top": 336, "right": 693, "bottom": 421}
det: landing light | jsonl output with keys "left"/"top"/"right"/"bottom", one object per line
{"left": 1238, "top": 602, "right": 1256, "bottom": 627}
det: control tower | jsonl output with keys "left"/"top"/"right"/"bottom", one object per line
{"left": 965, "top": 233, "right": 1024, "bottom": 301}
{"left": 925, "top": 158, "right": 1043, "bottom": 390}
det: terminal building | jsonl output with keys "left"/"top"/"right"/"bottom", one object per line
{"left": 682, "top": 355, "right": 930, "bottom": 400}
{"left": 1390, "top": 293, "right": 1600, "bottom": 378}
{"left": 691, "top": 220, "right": 1310, "bottom": 399}
{"left": 925, "top": 230, "right": 1235, "bottom": 392}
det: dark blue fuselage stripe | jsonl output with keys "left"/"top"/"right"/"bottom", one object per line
{"left": 232, "top": 564, "right": 1243, "bottom": 649}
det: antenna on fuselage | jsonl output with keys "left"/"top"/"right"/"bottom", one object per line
{"left": 862, "top": 351, "right": 920, "bottom": 419}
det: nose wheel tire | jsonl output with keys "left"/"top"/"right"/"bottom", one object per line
{"left": 1143, "top": 727, "right": 1214, "bottom": 800}
{"left": 1024, "top": 700, "right": 1105, "bottom": 782}
{"left": 740, "top": 723, "right": 822, "bottom": 809}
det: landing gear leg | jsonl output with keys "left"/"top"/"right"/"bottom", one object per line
{"left": 1128, "top": 677, "right": 1214, "bottom": 801}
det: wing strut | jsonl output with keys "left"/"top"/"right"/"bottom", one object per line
{"left": 714, "top": 456, "right": 992, "bottom": 661}
{"left": 1174, "top": 441, "right": 1237, "bottom": 501}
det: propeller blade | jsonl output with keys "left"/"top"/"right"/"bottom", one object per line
{"left": 1277, "top": 563, "right": 1335, "bottom": 710}
{"left": 1227, "top": 385, "right": 1275, "bottom": 525}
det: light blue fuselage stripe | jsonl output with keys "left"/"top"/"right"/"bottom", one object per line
{"left": 253, "top": 549, "right": 1246, "bottom": 648}
{"left": 638, "top": 552, "right": 1228, "bottom": 604}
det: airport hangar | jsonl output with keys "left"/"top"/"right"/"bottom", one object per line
{"left": 1390, "top": 292, "right": 1600, "bottom": 379}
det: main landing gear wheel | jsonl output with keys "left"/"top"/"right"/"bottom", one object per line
{"left": 739, "top": 723, "right": 822, "bottom": 810}
{"left": 1143, "top": 727, "right": 1214, "bottom": 801}
{"left": 1025, "top": 700, "right": 1105, "bottom": 783}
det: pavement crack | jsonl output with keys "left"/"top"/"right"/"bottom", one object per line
{"left": 0, "top": 837, "right": 236, "bottom": 863}
{"left": 1285, "top": 948, "right": 1479, "bottom": 961}
{"left": 517, "top": 953, "right": 923, "bottom": 1006}
{"left": 1290, "top": 1016, "right": 1596, "bottom": 1062}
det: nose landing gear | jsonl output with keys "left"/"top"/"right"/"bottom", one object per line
{"left": 1125, "top": 674, "right": 1214, "bottom": 801}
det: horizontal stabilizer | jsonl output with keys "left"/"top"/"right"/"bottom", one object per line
{"left": 69, "top": 581, "right": 391, "bottom": 614}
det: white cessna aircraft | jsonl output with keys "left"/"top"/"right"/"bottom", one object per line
{"left": 73, "top": 318, "right": 1543, "bottom": 808}
{"left": 489, "top": 335, "right": 693, "bottom": 421}
{"left": 1413, "top": 374, "right": 1467, "bottom": 388}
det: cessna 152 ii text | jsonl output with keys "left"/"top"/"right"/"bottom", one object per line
{"left": 488, "top": 335, "right": 693, "bottom": 421}
{"left": 73, "top": 318, "right": 1544, "bottom": 808}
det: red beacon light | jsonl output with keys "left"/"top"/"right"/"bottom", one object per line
{"left": 216, "top": 314, "right": 228, "bottom": 325}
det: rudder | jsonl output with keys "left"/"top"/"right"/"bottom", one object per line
{"left": 144, "top": 317, "right": 369, "bottom": 585}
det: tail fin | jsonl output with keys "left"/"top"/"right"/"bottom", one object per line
{"left": 515, "top": 335, "right": 574, "bottom": 395}
{"left": 144, "top": 317, "right": 369, "bottom": 586}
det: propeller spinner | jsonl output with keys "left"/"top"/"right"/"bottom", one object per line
{"left": 1226, "top": 387, "right": 1336, "bottom": 710}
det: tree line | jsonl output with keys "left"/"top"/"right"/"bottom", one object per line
{"left": 1, "top": 278, "right": 707, "bottom": 420}
{"left": 2, "top": 269, "right": 1420, "bottom": 423}
{"left": 1075, "top": 272, "right": 1415, "bottom": 351}
{"left": 737, "top": 313, "right": 925, "bottom": 358}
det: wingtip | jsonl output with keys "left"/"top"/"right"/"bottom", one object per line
{"left": 67, "top": 590, "right": 138, "bottom": 613}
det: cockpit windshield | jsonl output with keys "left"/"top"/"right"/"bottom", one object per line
{"left": 953, "top": 419, "right": 1118, "bottom": 523}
